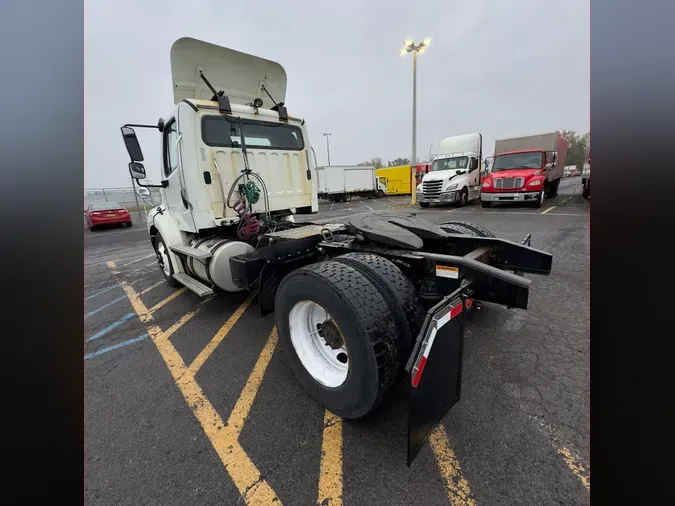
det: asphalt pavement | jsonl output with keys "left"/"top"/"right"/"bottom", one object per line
{"left": 85, "top": 176, "right": 589, "bottom": 505}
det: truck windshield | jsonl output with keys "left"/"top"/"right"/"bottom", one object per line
{"left": 493, "top": 152, "right": 543, "bottom": 171}
{"left": 201, "top": 116, "right": 305, "bottom": 151}
{"left": 431, "top": 156, "right": 468, "bottom": 172}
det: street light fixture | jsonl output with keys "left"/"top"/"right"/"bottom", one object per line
{"left": 400, "top": 37, "right": 431, "bottom": 204}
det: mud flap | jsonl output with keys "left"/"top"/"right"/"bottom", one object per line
{"left": 406, "top": 295, "right": 467, "bottom": 466}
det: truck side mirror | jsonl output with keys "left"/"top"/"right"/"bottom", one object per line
{"left": 121, "top": 126, "right": 145, "bottom": 162}
{"left": 129, "top": 162, "right": 146, "bottom": 179}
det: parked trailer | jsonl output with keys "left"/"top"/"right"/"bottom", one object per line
{"left": 480, "top": 132, "right": 568, "bottom": 209}
{"left": 316, "top": 165, "right": 387, "bottom": 202}
{"left": 119, "top": 37, "right": 553, "bottom": 466}
{"left": 376, "top": 165, "right": 413, "bottom": 195}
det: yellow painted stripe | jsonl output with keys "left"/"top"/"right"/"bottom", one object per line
{"left": 540, "top": 206, "right": 557, "bottom": 214}
{"left": 429, "top": 425, "right": 476, "bottom": 506}
{"left": 187, "top": 294, "right": 255, "bottom": 376}
{"left": 226, "top": 327, "right": 278, "bottom": 434}
{"left": 113, "top": 276, "right": 281, "bottom": 505}
{"left": 147, "top": 287, "right": 187, "bottom": 314}
{"left": 317, "top": 411, "right": 344, "bottom": 506}
{"left": 140, "top": 281, "right": 164, "bottom": 295}
{"left": 558, "top": 447, "right": 590, "bottom": 489}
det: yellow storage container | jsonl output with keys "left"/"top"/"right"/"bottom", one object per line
{"left": 375, "top": 166, "right": 412, "bottom": 195}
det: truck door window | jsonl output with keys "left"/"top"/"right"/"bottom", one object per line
{"left": 163, "top": 118, "right": 178, "bottom": 178}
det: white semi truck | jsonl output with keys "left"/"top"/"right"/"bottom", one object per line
{"left": 316, "top": 165, "right": 387, "bottom": 202}
{"left": 416, "top": 133, "right": 483, "bottom": 208}
{"left": 120, "top": 37, "right": 553, "bottom": 465}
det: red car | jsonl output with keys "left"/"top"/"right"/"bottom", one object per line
{"left": 85, "top": 202, "right": 132, "bottom": 231}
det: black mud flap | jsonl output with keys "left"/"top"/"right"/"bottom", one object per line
{"left": 406, "top": 293, "right": 469, "bottom": 466}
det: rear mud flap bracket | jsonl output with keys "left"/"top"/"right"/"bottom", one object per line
{"left": 406, "top": 291, "right": 468, "bottom": 466}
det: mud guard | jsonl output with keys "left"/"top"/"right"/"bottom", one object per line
{"left": 406, "top": 291, "right": 468, "bottom": 466}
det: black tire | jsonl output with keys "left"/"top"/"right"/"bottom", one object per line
{"left": 480, "top": 199, "right": 492, "bottom": 208}
{"left": 438, "top": 223, "right": 480, "bottom": 237}
{"left": 533, "top": 190, "right": 545, "bottom": 208}
{"left": 458, "top": 188, "right": 469, "bottom": 207}
{"left": 126, "top": 221, "right": 133, "bottom": 227}
{"left": 344, "top": 195, "right": 352, "bottom": 202}
{"left": 376, "top": 190, "right": 384, "bottom": 198}
{"left": 440, "top": 220, "right": 496, "bottom": 238}
{"left": 154, "top": 232, "right": 180, "bottom": 287}
{"left": 419, "top": 202, "right": 430, "bottom": 208}
{"left": 275, "top": 261, "right": 403, "bottom": 419}
{"left": 334, "top": 253, "right": 419, "bottom": 367}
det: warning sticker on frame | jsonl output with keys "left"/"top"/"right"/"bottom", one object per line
{"left": 435, "top": 265, "right": 459, "bottom": 279}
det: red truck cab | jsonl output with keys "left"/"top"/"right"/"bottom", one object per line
{"left": 480, "top": 149, "right": 555, "bottom": 208}
{"left": 480, "top": 132, "right": 567, "bottom": 209}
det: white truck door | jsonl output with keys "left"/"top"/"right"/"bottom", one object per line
{"left": 162, "top": 117, "right": 196, "bottom": 232}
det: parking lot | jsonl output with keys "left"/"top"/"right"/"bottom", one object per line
{"left": 85, "top": 176, "right": 589, "bottom": 505}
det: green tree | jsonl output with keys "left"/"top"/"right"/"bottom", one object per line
{"left": 388, "top": 157, "right": 411, "bottom": 167}
{"left": 358, "top": 157, "right": 385, "bottom": 168}
{"left": 561, "top": 130, "right": 588, "bottom": 170}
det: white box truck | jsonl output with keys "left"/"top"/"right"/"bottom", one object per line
{"left": 316, "top": 165, "right": 387, "bottom": 202}
{"left": 415, "top": 133, "right": 483, "bottom": 208}
{"left": 480, "top": 132, "right": 568, "bottom": 208}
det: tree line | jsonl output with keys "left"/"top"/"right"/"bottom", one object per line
{"left": 357, "top": 130, "right": 589, "bottom": 169}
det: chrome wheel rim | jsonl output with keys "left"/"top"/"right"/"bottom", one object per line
{"left": 157, "top": 242, "right": 171, "bottom": 277}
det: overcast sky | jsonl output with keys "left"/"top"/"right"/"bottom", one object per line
{"left": 85, "top": 0, "right": 589, "bottom": 189}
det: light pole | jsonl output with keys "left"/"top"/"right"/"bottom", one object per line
{"left": 401, "top": 37, "right": 431, "bottom": 205}
{"left": 427, "top": 144, "right": 433, "bottom": 162}
{"left": 323, "top": 132, "right": 332, "bottom": 166}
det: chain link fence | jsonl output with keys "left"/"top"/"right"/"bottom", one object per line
{"left": 85, "top": 186, "right": 162, "bottom": 225}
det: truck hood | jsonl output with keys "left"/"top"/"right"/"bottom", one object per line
{"left": 170, "top": 37, "right": 287, "bottom": 108}
{"left": 490, "top": 168, "right": 542, "bottom": 179}
{"left": 422, "top": 170, "right": 465, "bottom": 183}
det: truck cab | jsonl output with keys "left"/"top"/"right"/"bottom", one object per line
{"left": 416, "top": 133, "right": 482, "bottom": 208}
{"left": 480, "top": 132, "right": 567, "bottom": 209}
{"left": 120, "top": 37, "right": 318, "bottom": 295}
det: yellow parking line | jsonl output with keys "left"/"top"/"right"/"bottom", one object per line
{"left": 140, "top": 281, "right": 164, "bottom": 295}
{"left": 147, "top": 287, "right": 187, "bottom": 314}
{"left": 558, "top": 447, "right": 590, "bottom": 489}
{"left": 540, "top": 206, "right": 557, "bottom": 214}
{"left": 317, "top": 411, "right": 344, "bottom": 506}
{"left": 113, "top": 274, "right": 281, "bottom": 505}
{"left": 429, "top": 425, "right": 476, "bottom": 506}
{"left": 187, "top": 295, "right": 254, "bottom": 376}
{"left": 225, "top": 327, "right": 278, "bottom": 434}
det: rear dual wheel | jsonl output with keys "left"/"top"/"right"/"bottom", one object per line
{"left": 276, "top": 256, "right": 415, "bottom": 419}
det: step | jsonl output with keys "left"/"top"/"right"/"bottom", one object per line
{"left": 173, "top": 273, "right": 214, "bottom": 297}
{"left": 169, "top": 244, "right": 213, "bottom": 261}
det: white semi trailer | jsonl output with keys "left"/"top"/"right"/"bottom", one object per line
{"left": 316, "top": 165, "right": 387, "bottom": 202}
{"left": 119, "top": 37, "right": 553, "bottom": 466}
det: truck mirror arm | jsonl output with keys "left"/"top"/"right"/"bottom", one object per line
{"left": 137, "top": 180, "right": 168, "bottom": 189}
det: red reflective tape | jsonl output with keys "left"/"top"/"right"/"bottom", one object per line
{"left": 450, "top": 303, "right": 463, "bottom": 319}
{"left": 411, "top": 356, "right": 427, "bottom": 388}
